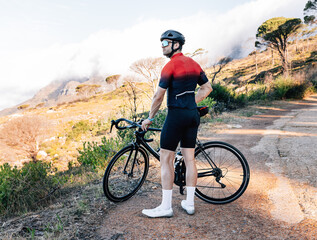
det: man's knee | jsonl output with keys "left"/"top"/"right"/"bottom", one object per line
{"left": 160, "top": 148, "right": 175, "bottom": 165}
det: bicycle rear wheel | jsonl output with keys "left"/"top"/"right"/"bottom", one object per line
{"left": 103, "top": 145, "right": 149, "bottom": 202}
{"left": 195, "top": 141, "right": 250, "bottom": 204}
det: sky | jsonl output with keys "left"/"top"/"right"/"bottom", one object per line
{"left": 0, "top": 0, "right": 308, "bottom": 111}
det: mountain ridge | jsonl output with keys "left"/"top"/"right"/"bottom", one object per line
{"left": 0, "top": 75, "right": 118, "bottom": 117}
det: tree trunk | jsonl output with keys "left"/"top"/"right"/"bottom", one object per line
{"left": 255, "top": 50, "right": 258, "bottom": 75}
{"left": 282, "top": 50, "right": 289, "bottom": 75}
{"left": 277, "top": 42, "right": 289, "bottom": 74}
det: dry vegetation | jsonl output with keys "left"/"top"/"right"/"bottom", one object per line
{"left": 0, "top": 116, "right": 50, "bottom": 162}
{"left": 0, "top": 81, "right": 153, "bottom": 169}
{"left": 0, "top": 34, "right": 316, "bottom": 239}
{"left": 0, "top": 36, "right": 316, "bottom": 168}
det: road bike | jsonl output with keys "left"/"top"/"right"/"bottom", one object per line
{"left": 103, "top": 108, "right": 250, "bottom": 204}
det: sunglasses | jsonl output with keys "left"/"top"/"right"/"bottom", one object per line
{"left": 161, "top": 40, "right": 172, "bottom": 47}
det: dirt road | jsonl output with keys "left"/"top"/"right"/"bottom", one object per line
{"left": 98, "top": 95, "right": 317, "bottom": 240}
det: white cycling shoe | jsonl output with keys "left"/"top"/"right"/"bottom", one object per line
{"left": 181, "top": 200, "right": 195, "bottom": 215}
{"left": 142, "top": 206, "right": 173, "bottom": 218}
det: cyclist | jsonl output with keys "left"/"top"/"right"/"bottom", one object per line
{"left": 141, "top": 30, "right": 212, "bottom": 217}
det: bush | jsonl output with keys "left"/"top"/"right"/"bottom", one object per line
{"left": 208, "top": 84, "right": 247, "bottom": 112}
{"left": 151, "top": 108, "right": 168, "bottom": 129}
{"left": 17, "top": 104, "right": 29, "bottom": 110}
{"left": 273, "top": 76, "right": 294, "bottom": 99}
{"left": 273, "top": 75, "right": 313, "bottom": 100}
{"left": 0, "top": 161, "right": 59, "bottom": 216}
{"left": 198, "top": 97, "right": 216, "bottom": 109}
{"left": 77, "top": 137, "right": 121, "bottom": 169}
{"left": 209, "top": 83, "right": 232, "bottom": 103}
{"left": 116, "top": 127, "right": 136, "bottom": 146}
{"left": 233, "top": 93, "right": 247, "bottom": 108}
{"left": 246, "top": 83, "right": 269, "bottom": 101}
{"left": 66, "top": 120, "right": 92, "bottom": 141}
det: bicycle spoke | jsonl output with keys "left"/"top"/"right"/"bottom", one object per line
{"left": 195, "top": 142, "right": 250, "bottom": 204}
{"left": 103, "top": 146, "right": 149, "bottom": 202}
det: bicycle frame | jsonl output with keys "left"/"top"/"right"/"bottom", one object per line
{"left": 105, "top": 117, "right": 249, "bottom": 203}
{"left": 130, "top": 127, "right": 221, "bottom": 171}
{"left": 133, "top": 129, "right": 161, "bottom": 160}
{"left": 111, "top": 118, "right": 221, "bottom": 184}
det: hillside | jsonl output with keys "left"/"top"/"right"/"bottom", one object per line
{"left": 0, "top": 75, "right": 119, "bottom": 117}
{"left": 207, "top": 35, "right": 317, "bottom": 85}
{"left": 0, "top": 35, "right": 316, "bottom": 168}
{"left": 0, "top": 81, "right": 153, "bottom": 167}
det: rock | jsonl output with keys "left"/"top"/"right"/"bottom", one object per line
{"left": 226, "top": 124, "right": 242, "bottom": 129}
{"left": 36, "top": 151, "right": 47, "bottom": 160}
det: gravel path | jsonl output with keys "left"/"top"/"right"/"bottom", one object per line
{"left": 98, "top": 96, "right": 317, "bottom": 240}
{"left": 251, "top": 95, "right": 317, "bottom": 224}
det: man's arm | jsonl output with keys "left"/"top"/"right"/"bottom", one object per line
{"left": 141, "top": 86, "right": 166, "bottom": 130}
{"left": 195, "top": 81, "right": 212, "bottom": 103}
{"left": 149, "top": 86, "right": 166, "bottom": 118}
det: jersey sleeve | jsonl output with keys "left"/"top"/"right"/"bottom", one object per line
{"left": 198, "top": 71, "right": 209, "bottom": 86}
{"left": 159, "top": 62, "right": 173, "bottom": 89}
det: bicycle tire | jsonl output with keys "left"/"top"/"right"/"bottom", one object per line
{"left": 103, "top": 145, "right": 149, "bottom": 202}
{"left": 195, "top": 141, "right": 250, "bottom": 204}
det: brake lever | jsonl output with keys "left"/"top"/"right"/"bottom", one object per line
{"left": 110, "top": 120, "right": 116, "bottom": 133}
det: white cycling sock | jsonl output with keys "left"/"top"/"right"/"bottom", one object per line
{"left": 160, "top": 189, "right": 173, "bottom": 210}
{"left": 186, "top": 186, "right": 196, "bottom": 206}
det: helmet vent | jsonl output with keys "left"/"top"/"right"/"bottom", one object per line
{"left": 168, "top": 33, "right": 173, "bottom": 37}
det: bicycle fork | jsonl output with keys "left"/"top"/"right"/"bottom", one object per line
{"left": 123, "top": 143, "right": 140, "bottom": 177}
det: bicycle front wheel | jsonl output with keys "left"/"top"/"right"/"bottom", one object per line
{"left": 103, "top": 145, "right": 149, "bottom": 202}
{"left": 195, "top": 141, "right": 250, "bottom": 204}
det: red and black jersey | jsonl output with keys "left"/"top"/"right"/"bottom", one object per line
{"left": 159, "top": 53, "right": 209, "bottom": 109}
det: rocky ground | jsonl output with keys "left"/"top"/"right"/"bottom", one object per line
{"left": 1, "top": 95, "right": 317, "bottom": 239}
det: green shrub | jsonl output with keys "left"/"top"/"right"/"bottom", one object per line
{"left": 151, "top": 108, "right": 168, "bottom": 129}
{"left": 272, "top": 75, "right": 313, "bottom": 100}
{"left": 284, "top": 83, "right": 308, "bottom": 99}
{"left": 247, "top": 84, "right": 269, "bottom": 101}
{"left": 0, "top": 161, "right": 59, "bottom": 216}
{"left": 273, "top": 76, "right": 294, "bottom": 99}
{"left": 116, "top": 128, "right": 136, "bottom": 145}
{"left": 233, "top": 93, "right": 247, "bottom": 108}
{"left": 66, "top": 120, "right": 92, "bottom": 141}
{"left": 209, "top": 83, "right": 232, "bottom": 103}
{"left": 209, "top": 84, "right": 247, "bottom": 112}
{"left": 198, "top": 97, "right": 216, "bottom": 109}
{"left": 77, "top": 136, "right": 121, "bottom": 169}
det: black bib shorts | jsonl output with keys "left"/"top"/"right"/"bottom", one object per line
{"left": 160, "top": 107, "right": 200, "bottom": 151}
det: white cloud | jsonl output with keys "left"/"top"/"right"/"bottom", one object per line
{"left": 0, "top": 0, "right": 306, "bottom": 111}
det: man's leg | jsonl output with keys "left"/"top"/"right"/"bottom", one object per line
{"left": 160, "top": 148, "right": 175, "bottom": 190}
{"left": 181, "top": 148, "right": 197, "bottom": 186}
{"left": 142, "top": 148, "right": 175, "bottom": 217}
{"left": 181, "top": 148, "right": 196, "bottom": 214}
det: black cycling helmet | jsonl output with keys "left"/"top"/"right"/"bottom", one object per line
{"left": 160, "top": 30, "right": 185, "bottom": 45}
